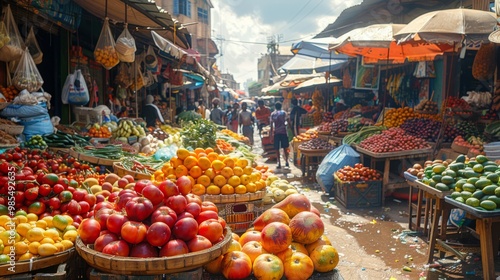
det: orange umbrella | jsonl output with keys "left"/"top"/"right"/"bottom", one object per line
{"left": 329, "top": 24, "right": 456, "bottom": 64}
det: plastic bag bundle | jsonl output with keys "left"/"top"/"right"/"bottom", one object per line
{"left": 115, "top": 63, "right": 132, "bottom": 87}
{"left": 67, "top": 69, "right": 89, "bottom": 105}
{"left": 12, "top": 48, "right": 44, "bottom": 92}
{"left": 129, "top": 65, "right": 144, "bottom": 91}
{"left": 145, "top": 45, "right": 159, "bottom": 73}
{"left": 0, "top": 5, "right": 24, "bottom": 62}
{"left": 115, "top": 24, "right": 136, "bottom": 62}
{"left": 94, "top": 18, "right": 119, "bottom": 70}
{"left": 25, "top": 27, "right": 43, "bottom": 64}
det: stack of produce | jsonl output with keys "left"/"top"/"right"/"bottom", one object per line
{"left": 220, "top": 129, "right": 249, "bottom": 143}
{"left": 346, "top": 116, "right": 374, "bottom": 132}
{"left": 444, "top": 97, "right": 472, "bottom": 117}
{"left": 480, "top": 109, "right": 498, "bottom": 121}
{"left": 262, "top": 176, "right": 300, "bottom": 204}
{"left": 112, "top": 119, "right": 147, "bottom": 139}
{"left": 87, "top": 123, "right": 112, "bottom": 138}
{"left": 318, "top": 119, "right": 347, "bottom": 134}
{"left": 0, "top": 85, "right": 19, "bottom": 102}
{"left": 358, "top": 127, "right": 430, "bottom": 153}
{"left": 312, "top": 90, "right": 324, "bottom": 125}
{"left": 378, "top": 107, "right": 441, "bottom": 128}
{"left": 420, "top": 154, "right": 500, "bottom": 211}
{"left": 148, "top": 127, "right": 169, "bottom": 141}
{"left": 204, "top": 194, "right": 339, "bottom": 279}
{"left": 406, "top": 163, "right": 426, "bottom": 179}
{"left": 154, "top": 147, "right": 267, "bottom": 196}
{"left": 335, "top": 163, "right": 382, "bottom": 182}
{"left": 414, "top": 98, "right": 438, "bottom": 114}
{"left": 292, "top": 130, "right": 318, "bottom": 143}
{"left": 342, "top": 126, "right": 386, "bottom": 145}
{"left": 454, "top": 121, "right": 481, "bottom": 140}
{"left": 322, "top": 112, "right": 334, "bottom": 122}
{"left": 180, "top": 119, "right": 217, "bottom": 149}
{"left": 452, "top": 136, "right": 480, "bottom": 153}
{"left": 484, "top": 120, "right": 500, "bottom": 141}
{"left": 130, "top": 134, "right": 165, "bottom": 155}
{"left": 73, "top": 144, "right": 124, "bottom": 160}
{"left": 298, "top": 138, "right": 334, "bottom": 151}
{"left": 22, "top": 135, "right": 47, "bottom": 150}
{"left": 400, "top": 118, "right": 460, "bottom": 143}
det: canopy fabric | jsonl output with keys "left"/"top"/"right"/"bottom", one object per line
{"left": 74, "top": 0, "right": 191, "bottom": 49}
{"left": 293, "top": 76, "right": 342, "bottom": 92}
{"left": 329, "top": 24, "right": 456, "bottom": 64}
{"left": 291, "top": 37, "right": 337, "bottom": 59}
{"left": 394, "top": 8, "right": 497, "bottom": 45}
{"left": 262, "top": 73, "right": 322, "bottom": 94}
{"left": 278, "top": 54, "right": 348, "bottom": 73}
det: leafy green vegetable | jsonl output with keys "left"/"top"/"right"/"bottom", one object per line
{"left": 180, "top": 119, "right": 217, "bottom": 149}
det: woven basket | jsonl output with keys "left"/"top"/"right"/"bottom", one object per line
{"left": 113, "top": 162, "right": 152, "bottom": 180}
{"left": 202, "top": 191, "right": 266, "bottom": 203}
{"left": 76, "top": 228, "right": 232, "bottom": 275}
{"left": 0, "top": 124, "right": 24, "bottom": 135}
{"left": 0, "top": 248, "right": 74, "bottom": 276}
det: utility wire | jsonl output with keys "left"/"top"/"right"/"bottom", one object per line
{"left": 285, "top": 0, "right": 325, "bottom": 31}
{"left": 277, "top": 0, "right": 314, "bottom": 34}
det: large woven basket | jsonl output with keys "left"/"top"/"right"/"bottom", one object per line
{"left": 113, "top": 162, "right": 152, "bottom": 180}
{"left": 202, "top": 190, "right": 266, "bottom": 204}
{"left": 0, "top": 124, "right": 24, "bottom": 135}
{"left": 0, "top": 248, "right": 74, "bottom": 276}
{"left": 76, "top": 227, "right": 232, "bottom": 275}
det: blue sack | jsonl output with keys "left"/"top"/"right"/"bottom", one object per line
{"left": 0, "top": 104, "right": 48, "bottom": 119}
{"left": 20, "top": 115, "right": 54, "bottom": 141}
{"left": 316, "top": 144, "right": 360, "bottom": 193}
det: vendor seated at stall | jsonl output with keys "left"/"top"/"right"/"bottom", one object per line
{"left": 141, "top": 95, "right": 164, "bottom": 127}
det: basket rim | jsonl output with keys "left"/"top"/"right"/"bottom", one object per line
{"left": 112, "top": 162, "right": 152, "bottom": 180}
{"left": 202, "top": 190, "right": 266, "bottom": 203}
{"left": 75, "top": 227, "right": 232, "bottom": 275}
{"left": 0, "top": 248, "right": 74, "bottom": 276}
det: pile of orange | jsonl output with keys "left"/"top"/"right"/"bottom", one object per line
{"left": 154, "top": 147, "right": 267, "bottom": 196}
{"left": 377, "top": 107, "right": 442, "bottom": 128}
{"left": 0, "top": 85, "right": 19, "bottom": 102}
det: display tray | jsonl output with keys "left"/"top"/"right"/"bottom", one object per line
{"left": 0, "top": 248, "right": 74, "bottom": 276}
{"left": 444, "top": 196, "right": 500, "bottom": 218}
{"left": 76, "top": 228, "right": 232, "bottom": 275}
{"left": 318, "top": 131, "right": 331, "bottom": 135}
{"left": 68, "top": 147, "right": 120, "bottom": 166}
{"left": 298, "top": 146, "right": 333, "bottom": 155}
{"left": 407, "top": 179, "right": 452, "bottom": 199}
{"left": 202, "top": 190, "right": 265, "bottom": 203}
{"left": 113, "top": 162, "right": 152, "bottom": 180}
{"left": 451, "top": 143, "right": 470, "bottom": 155}
{"left": 355, "top": 146, "right": 433, "bottom": 159}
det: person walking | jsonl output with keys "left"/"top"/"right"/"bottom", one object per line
{"left": 226, "top": 103, "right": 240, "bottom": 132}
{"left": 255, "top": 99, "right": 271, "bottom": 137}
{"left": 289, "top": 98, "right": 308, "bottom": 136}
{"left": 270, "top": 102, "right": 289, "bottom": 169}
{"left": 209, "top": 98, "right": 224, "bottom": 125}
{"left": 238, "top": 103, "right": 255, "bottom": 145}
{"left": 197, "top": 99, "right": 206, "bottom": 119}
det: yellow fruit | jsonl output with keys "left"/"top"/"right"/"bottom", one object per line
{"left": 177, "top": 148, "right": 190, "bottom": 160}
{"left": 60, "top": 240, "right": 74, "bottom": 251}
{"left": 246, "top": 183, "right": 257, "bottom": 193}
{"left": 191, "top": 184, "right": 206, "bottom": 196}
{"left": 62, "top": 215, "right": 74, "bottom": 225}
{"left": 54, "top": 242, "right": 65, "bottom": 252}
{"left": 233, "top": 167, "right": 244, "bottom": 176}
{"left": 28, "top": 242, "right": 40, "bottom": 254}
{"left": 221, "top": 184, "right": 235, "bottom": 195}
{"left": 12, "top": 215, "right": 28, "bottom": 225}
{"left": 43, "top": 229, "right": 60, "bottom": 242}
{"left": 189, "top": 166, "right": 203, "bottom": 179}
{"left": 35, "top": 220, "right": 47, "bottom": 229}
{"left": 223, "top": 158, "right": 235, "bottom": 168}
{"left": 220, "top": 167, "right": 234, "bottom": 179}
{"left": 198, "top": 157, "right": 212, "bottom": 170}
{"left": 38, "top": 243, "right": 58, "bottom": 257}
{"left": 0, "top": 215, "right": 11, "bottom": 228}
{"left": 207, "top": 152, "right": 220, "bottom": 162}
{"left": 206, "top": 185, "right": 221, "bottom": 195}
{"left": 183, "top": 156, "right": 198, "bottom": 169}
{"left": 240, "top": 175, "right": 251, "bottom": 185}
{"left": 197, "top": 175, "right": 211, "bottom": 187}
{"left": 26, "top": 227, "right": 45, "bottom": 242}
{"left": 16, "top": 223, "right": 32, "bottom": 237}
{"left": 0, "top": 231, "right": 20, "bottom": 245}
{"left": 42, "top": 216, "right": 53, "bottom": 228}
{"left": 211, "top": 160, "right": 225, "bottom": 171}
{"left": 310, "top": 245, "right": 339, "bottom": 272}
{"left": 63, "top": 230, "right": 77, "bottom": 242}
{"left": 235, "top": 185, "right": 247, "bottom": 194}
{"left": 40, "top": 237, "right": 55, "bottom": 244}
{"left": 236, "top": 158, "right": 249, "bottom": 168}
{"left": 52, "top": 215, "right": 69, "bottom": 231}
{"left": 213, "top": 175, "right": 227, "bottom": 187}
{"left": 14, "top": 241, "right": 28, "bottom": 255}
{"left": 204, "top": 168, "right": 216, "bottom": 179}
{"left": 18, "top": 252, "right": 33, "bottom": 261}
{"left": 243, "top": 166, "right": 253, "bottom": 175}
{"left": 83, "top": 178, "right": 99, "bottom": 187}
{"left": 228, "top": 176, "right": 241, "bottom": 187}
{"left": 26, "top": 213, "right": 38, "bottom": 222}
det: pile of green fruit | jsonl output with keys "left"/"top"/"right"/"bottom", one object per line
{"left": 22, "top": 135, "right": 48, "bottom": 149}
{"left": 420, "top": 154, "right": 500, "bottom": 211}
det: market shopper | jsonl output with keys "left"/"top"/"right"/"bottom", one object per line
{"left": 270, "top": 102, "right": 289, "bottom": 169}
{"left": 238, "top": 102, "right": 255, "bottom": 145}
{"left": 141, "top": 95, "right": 164, "bottom": 127}
{"left": 289, "top": 98, "right": 308, "bottom": 136}
{"left": 226, "top": 103, "right": 240, "bottom": 132}
{"left": 255, "top": 99, "right": 271, "bottom": 137}
{"left": 209, "top": 98, "right": 224, "bottom": 125}
{"left": 197, "top": 99, "right": 207, "bottom": 119}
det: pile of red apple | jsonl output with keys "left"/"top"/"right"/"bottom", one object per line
{"left": 78, "top": 176, "right": 228, "bottom": 258}
{"left": 358, "top": 127, "right": 430, "bottom": 153}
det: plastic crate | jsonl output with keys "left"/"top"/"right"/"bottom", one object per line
{"left": 74, "top": 107, "right": 102, "bottom": 124}
{"left": 216, "top": 202, "right": 264, "bottom": 233}
{"left": 334, "top": 175, "right": 382, "bottom": 209}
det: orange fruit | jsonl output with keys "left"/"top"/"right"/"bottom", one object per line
{"left": 177, "top": 148, "right": 190, "bottom": 160}
{"left": 235, "top": 185, "right": 247, "bottom": 194}
{"left": 189, "top": 166, "right": 203, "bottom": 178}
{"left": 192, "top": 184, "right": 206, "bottom": 196}
{"left": 211, "top": 160, "right": 225, "bottom": 171}
{"left": 198, "top": 157, "right": 212, "bottom": 170}
{"left": 204, "top": 168, "right": 216, "bottom": 179}
{"left": 186, "top": 175, "right": 196, "bottom": 186}
{"left": 170, "top": 156, "right": 182, "bottom": 168}
{"left": 206, "top": 185, "right": 221, "bottom": 195}
{"left": 243, "top": 166, "right": 253, "bottom": 175}
{"left": 197, "top": 152, "right": 208, "bottom": 159}
{"left": 194, "top": 148, "right": 205, "bottom": 155}
{"left": 197, "top": 175, "right": 211, "bottom": 187}
{"left": 220, "top": 167, "right": 234, "bottom": 179}
{"left": 223, "top": 158, "right": 235, "bottom": 168}
{"left": 236, "top": 158, "right": 249, "bottom": 168}
{"left": 213, "top": 175, "right": 227, "bottom": 187}
{"left": 233, "top": 166, "right": 244, "bottom": 176}
{"left": 183, "top": 156, "right": 198, "bottom": 169}
{"left": 228, "top": 175, "right": 241, "bottom": 187}
{"left": 167, "top": 174, "right": 177, "bottom": 180}
{"left": 189, "top": 152, "right": 197, "bottom": 158}
{"left": 221, "top": 184, "right": 235, "bottom": 195}
{"left": 207, "top": 152, "right": 220, "bottom": 162}
{"left": 205, "top": 147, "right": 215, "bottom": 154}
{"left": 240, "top": 175, "right": 250, "bottom": 185}
{"left": 246, "top": 183, "right": 257, "bottom": 193}
{"left": 175, "top": 165, "right": 188, "bottom": 177}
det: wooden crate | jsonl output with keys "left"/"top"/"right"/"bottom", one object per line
{"left": 216, "top": 202, "right": 265, "bottom": 233}
{"left": 334, "top": 175, "right": 382, "bottom": 209}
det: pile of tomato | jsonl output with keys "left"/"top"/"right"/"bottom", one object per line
{"left": 335, "top": 163, "right": 382, "bottom": 182}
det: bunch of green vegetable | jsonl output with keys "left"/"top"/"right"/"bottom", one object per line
{"left": 74, "top": 144, "right": 124, "bottom": 159}
{"left": 180, "top": 119, "right": 217, "bottom": 149}
{"left": 177, "top": 111, "right": 201, "bottom": 126}
{"left": 121, "top": 155, "right": 165, "bottom": 175}
{"left": 343, "top": 126, "right": 386, "bottom": 145}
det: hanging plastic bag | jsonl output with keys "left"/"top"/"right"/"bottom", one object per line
{"left": 145, "top": 45, "right": 159, "bottom": 73}
{"left": 129, "top": 65, "right": 144, "bottom": 91}
{"left": 25, "top": 27, "right": 43, "bottom": 64}
{"left": 115, "top": 63, "right": 132, "bottom": 88}
{"left": 0, "top": 5, "right": 24, "bottom": 62}
{"left": 12, "top": 48, "right": 44, "bottom": 92}
{"left": 115, "top": 24, "right": 136, "bottom": 63}
{"left": 67, "top": 69, "right": 89, "bottom": 105}
{"left": 94, "top": 18, "right": 119, "bottom": 70}
{"left": 61, "top": 72, "right": 75, "bottom": 104}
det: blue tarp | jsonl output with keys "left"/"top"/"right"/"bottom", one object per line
{"left": 316, "top": 144, "right": 360, "bottom": 193}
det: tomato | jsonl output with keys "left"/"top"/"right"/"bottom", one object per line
{"left": 196, "top": 210, "right": 219, "bottom": 225}
{"left": 129, "top": 242, "right": 159, "bottom": 258}
{"left": 28, "top": 201, "right": 46, "bottom": 215}
{"left": 125, "top": 197, "right": 154, "bottom": 222}
{"left": 146, "top": 222, "right": 171, "bottom": 247}
{"left": 78, "top": 201, "right": 90, "bottom": 214}
{"left": 150, "top": 206, "right": 177, "bottom": 229}
{"left": 121, "top": 221, "right": 148, "bottom": 244}
{"left": 78, "top": 218, "right": 101, "bottom": 244}
{"left": 187, "top": 235, "right": 213, "bottom": 252}
{"left": 116, "top": 191, "right": 138, "bottom": 210}
{"left": 102, "top": 240, "right": 130, "bottom": 257}
{"left": 67, "top": 200, "right": 82, "bottom": 215}
{"left": 106, "top": 213, "right": 129, "bottom": 235}
{"left": 94, "top": 233, "right": 119, "bottom": 252}
{"left": 48, "top": 197, "right": 61, "bottom": 210}
{"left": 41, "top": 173, "right": 59, "bottom": 186}
{"left": 198, "top": 219, "right": 224, "bottom": 244}
{"left": 165, "top": 195, "right": 187, "bottom": 215}
{"left": 39, "top": 184, "right": 52, "bottom": 197}
{"left": 95, "top": 208, "right": 115, "bottom": 230}
{"left": 14, "top": 191, "right": 25, "bottom": 205}
{"left": 58, "top": 190, "right": 73, "bottom": 203}
{"left": 83, "top": 194, "right": 97, "bottom": 208}
{"left": 53, "top": 184, "right": 65, "bottom": 195}
{"left": 141, "top": 185, "right": 164, "bottom": 206}
{"left": 172, "top": 217, "right": 198, "bottom": 242}
{"left": 25, "top": 187, "right": 39, "bottom": 201}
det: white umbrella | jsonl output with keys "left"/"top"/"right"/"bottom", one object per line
{"left": 278, "top": 54, "right": 348, "bottom": 73}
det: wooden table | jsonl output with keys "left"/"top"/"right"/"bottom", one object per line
{"left": 444, "top": 197, "right": 500, "bottom": 280}
{"left": 298, "top": 147, "right": 332, "bottom": 182}
{"left": 356, "top": 147, "right": 433, "bottom": 205}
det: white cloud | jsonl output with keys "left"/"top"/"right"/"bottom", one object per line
{"left": 211, "top": 0, "right": 363, "bottom": 88}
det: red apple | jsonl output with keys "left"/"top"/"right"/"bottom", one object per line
{"left": 196, "top": 210, "right": 219, "bottom": 225}
{"left": 173, "top": 217, "right": 198, "bottom": 241}
{"left": 198, "top": 219, "right": 224, "bottom": 244}
{"left": 176, "top": 176, "right": 192, "bottom": 195}
{"left": 157, "top": 180, "right": 179, "bottom": 198}
{"left": 134, "top": 179, "right": 151, "bottom": 194}
{"left": 146, "top": 222, "right": 171, "bottom": 247}
{"left": 187, "top": 235, "right": 212, "bottom": 252}
{"left": 72, "top": 189, "right": 87, "bottom": 201}
{"left": 101, "top": 182, "right": 113, "bottom": 192}
{"left": 185, "top": 193, "right": 202, "bottom": 206}
{"left": 94, "top": 233, "right": 119, "bottom": 252}
{"left": 122, "top": 174, "right": 135, "bottom": 184}
{"left": 177, "top": 212, "right": 194, "bottom": 220}
{"left": 130, "top": 242, "right": 158, "bottom": 258}
{"left": 102, "top": 240, "right": 130, "bottom": 256}
{"left": 117, "top": 178, "right": 129, "bottom": 189}
{"left": 185, "top": 202, "right": 201, "bottom": 218}
{"left": 165, "top": 195, "right": 187, "bottom": 214}
{"left": 150, "top": 206, "right": 177, "bottom": 229}
{"left": 159, "top": 239, "right": 188, "bottom": 257}
{"left": 106, "top": 213, "right": 129, "bottom": 235}
{"left": 142, "top": 184, "right": 164, "bottom": 206}
{"left": 221, "top": 251, "right": 253, "bottom": 279}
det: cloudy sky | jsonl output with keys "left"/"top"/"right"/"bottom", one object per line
{"left": 211, "top": 0, "right": 363, "bottom": 89}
